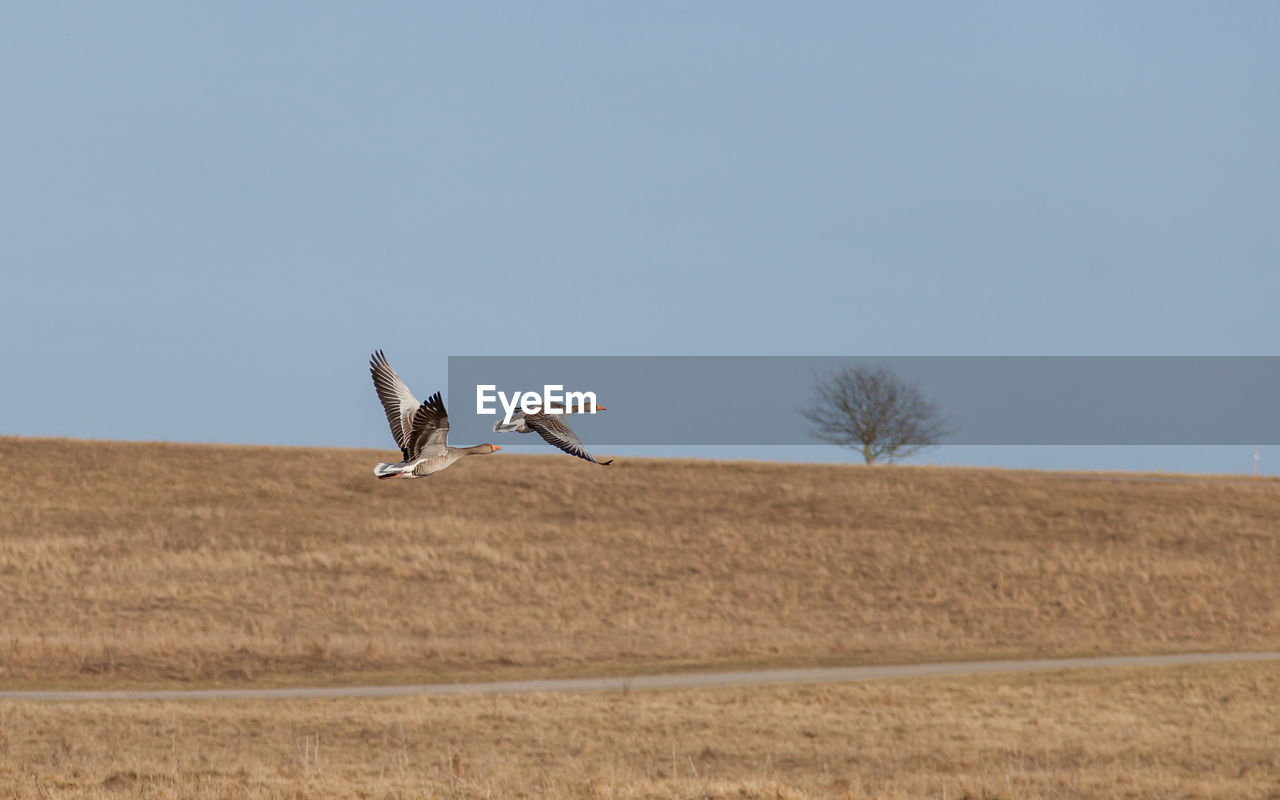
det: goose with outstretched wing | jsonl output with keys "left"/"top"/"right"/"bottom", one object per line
{"left": 369, "top": 350, "right": 500, "bottom": 478}
{"left": 494, "top": 402, "right": 612, "bottom": 465}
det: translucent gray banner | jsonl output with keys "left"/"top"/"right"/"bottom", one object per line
{"left": 445, "top": 357, "right": 1280, "bottom": 446}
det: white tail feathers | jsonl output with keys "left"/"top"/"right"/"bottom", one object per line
{"left": 493, "top": 419, "right": 520, "bottom": 433}
{"left": 373, "top": 462, "right": 406, "bottom": 479}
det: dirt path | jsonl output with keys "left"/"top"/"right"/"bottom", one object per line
{"left": 4, "top": 651, "right": 1278, "bottom": 702}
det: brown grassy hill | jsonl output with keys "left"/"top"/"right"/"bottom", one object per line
{"left": 1, "top": 436, "right": 1277, "bottom": 688}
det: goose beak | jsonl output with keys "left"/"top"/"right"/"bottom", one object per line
{"left": 491, "top": 445, "right": 502, "bottom": 452}
{"left": 596, "top": 405, "right": 606, "bottom": 412}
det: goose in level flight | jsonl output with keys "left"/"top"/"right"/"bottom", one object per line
{"left": 369, "top": 350, "right": 500, "bottom": 479}
{"left": 494, "top": 402, "right": 612, "bottom": 465}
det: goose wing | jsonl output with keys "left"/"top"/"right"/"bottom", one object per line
{"left": 526, "top": 414, "right": 612, "bottom": 465}
{"left": 369, "top": 350, "right": 421, "bottom": 460}
{"left": 406, "top": 391, "right": 451, "bottom": 459}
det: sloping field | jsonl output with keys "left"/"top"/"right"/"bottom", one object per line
{"left": 1, "top": 436, "right": 1277, "bottom": 688}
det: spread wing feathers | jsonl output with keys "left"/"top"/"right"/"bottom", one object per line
{"left": 406, "top": 391, "right": 450, "bottom": 458}
{"left": 370, "top": 350, "right": 420, "bottom": 459}
{"left": 526, "top": 414, "right": 612, "bottom": 465}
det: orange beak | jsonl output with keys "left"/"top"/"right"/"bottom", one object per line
{"left": 596, "top": 405, "right": 606, "bottom": 412}
{"left": 491, "top": 445, "right": 502, "bottom": 452}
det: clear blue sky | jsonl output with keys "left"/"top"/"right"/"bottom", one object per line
{"left": 3, "top": 4, "right": 1276, "bottom": 473}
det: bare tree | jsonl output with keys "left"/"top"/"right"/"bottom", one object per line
{"left": 802, "top": 364, "right": 953, "bottom": 464}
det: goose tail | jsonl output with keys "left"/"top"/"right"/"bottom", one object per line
{"left": 374, "top": 462, "right": 407, "bottom": 479}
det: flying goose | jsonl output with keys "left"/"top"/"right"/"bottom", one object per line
{"left": 369, "top": 350, "right": 500, "bottom": 479}
{"left": 494, "top": 402, "right": 613, "bottom": 465}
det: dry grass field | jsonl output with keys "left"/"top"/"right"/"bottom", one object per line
{"left": 3, "top": 661, "right": 1278, "bottom": 798}
{"left": 2, "top": 435, "right": 1279, "bottom": 689}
